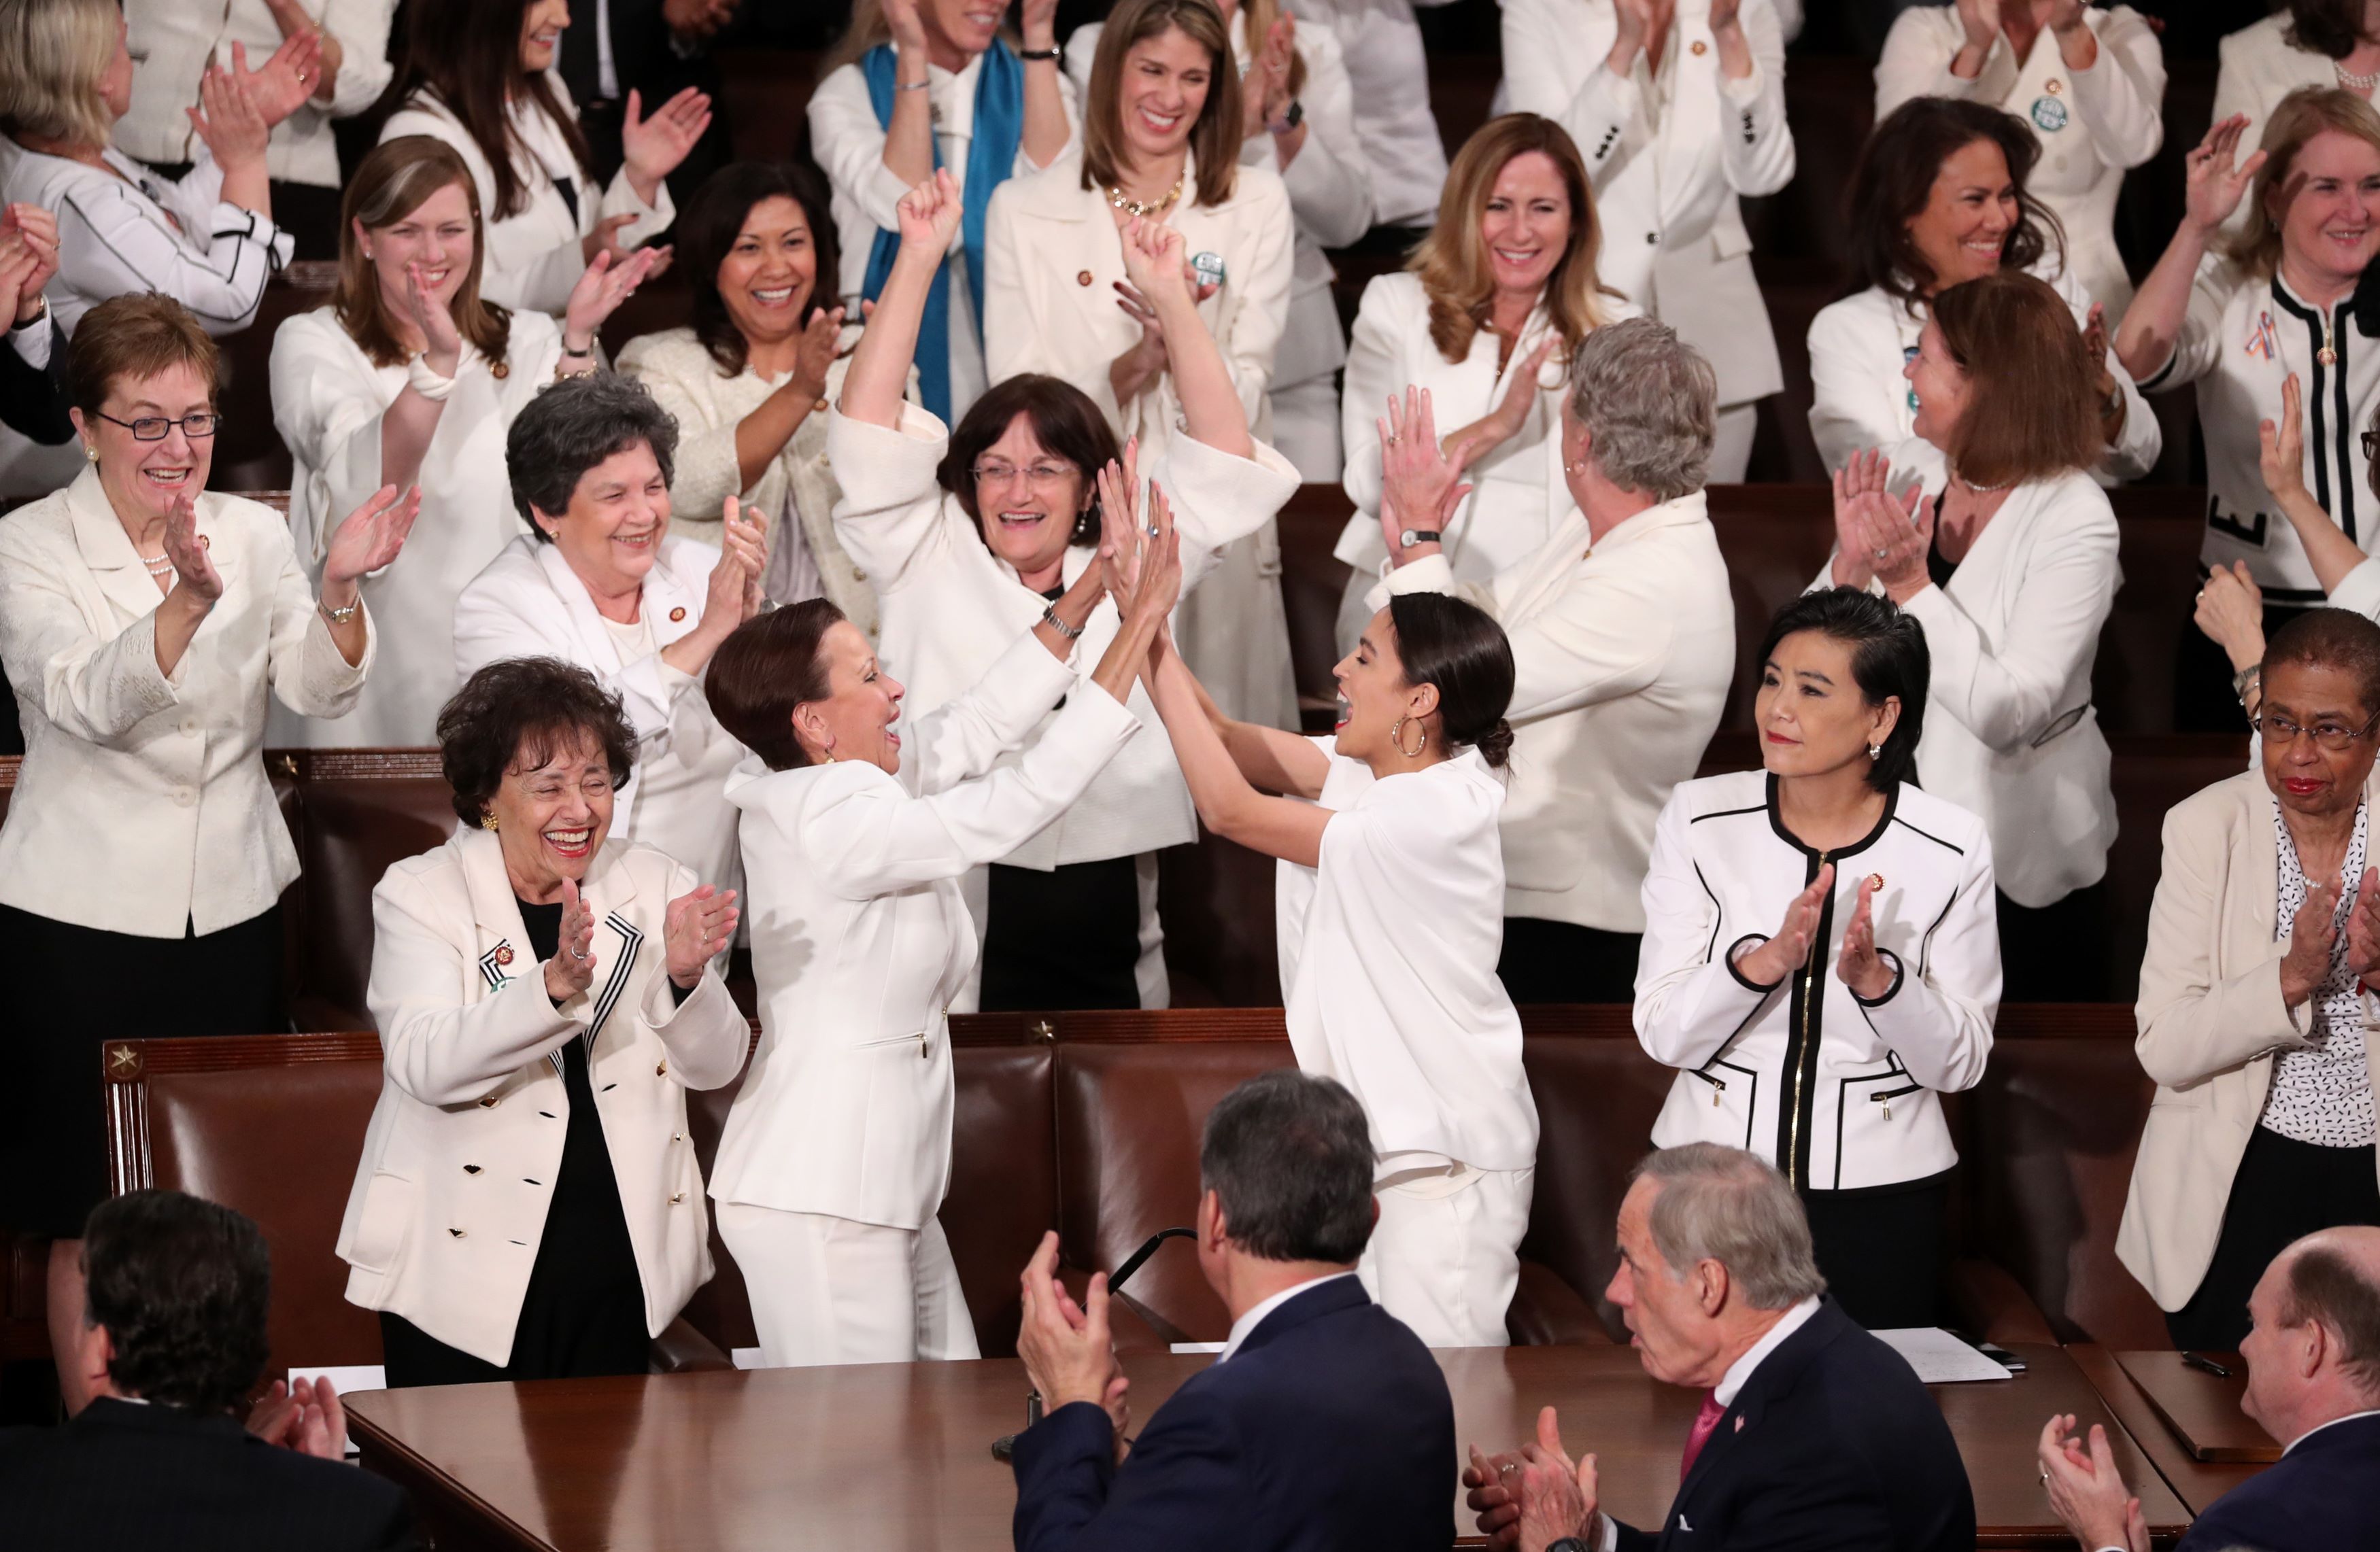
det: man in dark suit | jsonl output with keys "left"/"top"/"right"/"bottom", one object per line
{"left": 0, "top": 1190, "right": 418, "bottom": 1552}
{"left": 1466, "top": 1143, "right": 1975, "bottom": 1552}
{"left": 2039, "top": 1224, "right": 2380, "bottom": 1552}
{"left": 1008, "top": 1069, "right": 1456, "bottom": 1552}
{"left": 558, "top": 0, "right": 736, "bottom": 200}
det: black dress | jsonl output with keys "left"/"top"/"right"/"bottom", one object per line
{"left": 378, "top": 899, "right": 653, "bottom": 1386}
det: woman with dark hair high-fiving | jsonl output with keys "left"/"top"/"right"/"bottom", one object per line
{"left": 1126, "top": 470, "right": 1536, "bottom": 1349}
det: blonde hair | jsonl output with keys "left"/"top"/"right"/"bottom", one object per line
{"left": 334, "top": 137, "right": 514, "bottom": 371}
{"left": 1236, "top": 0, "right": 1306, "bottom": 101}
{"left": 2230, "top": 87, "right": 2380, "bottom": 279}
{"left": 820, "top": 0, "right": 1019, "bottom": 76}
{"left": 0, "top": 0, "right": 116, "bottom": 148}
{"left": 1410, "top": 114, "right": 1618, "bottom": 366}
{"left": 1081, "top": 0, "right": 1241, "bottom": 209}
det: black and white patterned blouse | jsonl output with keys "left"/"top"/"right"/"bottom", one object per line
{"left": 2268, "top": 798, "right": 2379, "bottom": 1148}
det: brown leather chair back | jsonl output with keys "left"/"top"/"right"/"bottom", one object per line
{"left": 285, "top": 751, "right": 460, "bottom": 1031}
{"left": 945, "top": 1037, "right": 1060, "bottom": 1358}
{"left": 102, "top": 1034, "right": 388, "bottom": 1379}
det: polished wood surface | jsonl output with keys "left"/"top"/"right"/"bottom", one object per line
{"left": 2069, "top": 1344, "right": 2266, "bottom": 1517}
{"left": 347, "top": 1341, "right": 2187, "bottom": 1551}
{"left": 2113, "top": 1351, "right": 2280, "bottom": 1463}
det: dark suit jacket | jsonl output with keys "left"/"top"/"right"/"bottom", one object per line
{"left": 1010, "top": 1275, "right": 1455, "bottom": 1552}
{"left": 1614, "top": 1298, "right": 1975, "bottom": 1552}
{"left": 1, "top": 318, "right": 75, "bottom": 445}
{"left": 0, "top": 1396, "right": 419, "bottom": 1551}
{"left": 558, "top": 0, "right": 730, "bottom": 198}
{"left": 2178, "top": 1410, "right": 2380, "bottom": 1552}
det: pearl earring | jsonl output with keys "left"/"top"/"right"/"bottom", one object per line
{"left": 1867, "top": 743, "right": 1882, "bottom": 761}
{"left": 82, "top": 443, "right": 98, "bottom": 464}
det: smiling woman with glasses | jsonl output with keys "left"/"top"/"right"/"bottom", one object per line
{"left": 0, "top": 292, "right": 418, "bottom": 1408}
{"left": 2124, "top": 606, "right": 2380, "bottom": 1353}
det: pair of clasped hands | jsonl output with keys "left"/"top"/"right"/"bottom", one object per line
{"left": 2278, "top": 865, "right": 2380, "bottom": 1012}
{"left": 538, "top": 876, "right": 741, "bottom": 1005}
{"left": 1732, "top": 863, "right": 1897, "bottom": 1001}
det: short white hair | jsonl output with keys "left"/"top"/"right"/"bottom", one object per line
{"left": 1566, "top": 316, "right": 1717, "bottom": 502}
{"left": 1633, "top": 1144, "right": 1827, "bottom": 1309}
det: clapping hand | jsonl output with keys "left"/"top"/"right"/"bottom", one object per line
{"left": 2194, "top": 560, "right": 2264, "bottom": 674}
{"left": 2038, "top": 1414, "right": 2149, "bottom": 1552}
{"left": 562, "top": 245, "right": 662, "bottom": 358}
{"left": 321, "top": 484, "right": 422, "bottom": 590}
{"left": 896, "top": 168, "right": 965, "bottom": 260}
{"left": 2346, "top": 867, "right": 2380, "bottom": 992}
{"left": 1829, "top": 449, "right": 1928, "bottom": 600}
{"left": 2183, "top": 116, "right": 2266, "bottom": 237}
{"left": 1835, "top": 872, "right": 1894, "bottom": 1001}
{"left": 663, "top": 883, "right": 738, "bottom": 988}
{"left": 1131, "top": 480, "right": 1187, "bottom": 626}
{"left": 622, "top": 86, "right": 713, "bottom": 193}
{"left": 1514, "top": 1407, "right": 1603, "bottom": 1552}
{"left": 187, "top": 61, "right": 272, "bottom": 175}
{"left": 163, "top": 493, "right": 225, "bottom": 605}
{"left": 260, "top": 0, "right": 344, "bottom": 102}
{"left": 0, "top": 205, "right": 58, "bottom": 327}
{"left": 1954, "top": 0, "right": 2001, "bottom": 52}
{"left": 233, "top": 35, "right": 323, "bottom": 128}
{"left": 2279, "top": 874, "right": 2343, "bottom": 1010}
{"left": 406, "top": 260, "right": 463, "bottom": 372}
{"left": 2260, "top": 373, "right": 2311, "bottom": 506}
{"left": 543, "top": 878, "right": 599, "bottom": 1003}
{"left": 1452, "top": 334, "right": 1557, "bottom": 467}
{"left": 1376, "top": 386, "right": 1474, "bottom": 562}
{"left": 706, "top": 498, "right": 768, "bottom": 629}
{"left": 1015, "top": 1230, "right": 1126, "bottom": 1424}
{"left": 1095, "top": 436, "right": 1145, "bottom": 600}
{"left": 1461, "top": 1445, "right": 1526, "bottom": 1550}
{"left": 791, "top": 303, "right": 847, "bottom": 405}
{"left": 1242, "top": 12, "right": 1296, "bottom": 136}
{"left": 1734, "top": 863, "right": 1833, "bottom": 989}
{"left": 247, "top": 1374, "right": 349, "bottom": 1461}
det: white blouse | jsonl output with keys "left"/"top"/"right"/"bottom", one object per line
{"left": 381, "top": 80, "right": 673, "bottom": 316}
{"left": 2, "top": 141, "right": 291, "bottom": 336}
{"left": 2266, "top": 797, "right": 2378, "bottom": 1149}
{"left": 267, "top": 306, "right": 564, "bottom": 746}
{"left": 1276, "top": 744, "right": 1538, "bottom": 1173}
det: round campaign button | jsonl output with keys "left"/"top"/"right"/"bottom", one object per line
{"left": 1190, "top": 250, "right": 1227, "bottom": 289}
{"left": 2030, "top": 96, "right": 2069, "bottom": 133}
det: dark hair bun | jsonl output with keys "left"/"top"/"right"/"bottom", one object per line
{"left": 1473, "top": 719, "right": 1514, "bottom": 768}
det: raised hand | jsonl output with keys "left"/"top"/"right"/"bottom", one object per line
{"left": 234, "top": 34, "right": 322, "bottom": 128}
{"left": 1452, "top": 334, "right": 1557, "bottom": 467}
{"left": 1015, "top": 1231, "right": 1123, "bottom": 1414}
{"left": 406, "top": 260, "right": 463, "bottom": 370}
{"left": 1115, "top": 479, "right": 1186, "bottom": 628}
{"left": 622, "top": 86, "right": 714, "bottom": 192}
{"left": 1829, "top": 449, "right": 1892, "bottom": 588}
{"left": 2281, "top": 875, "right": 2343, "bottom": 1010}
{"left": 1835, "top": 874, "right": 1894, "bottom": 1000}
{"left": 1118, "top": 215, "right": 1195, "bottom": 308}
{"left": 704, "top": 500, "right": 768, "bottom": 630}
{"left": 0, "top": 203, "right": 59, "bottom": 324}
{"left": 322, "top": 484, "right": 422, "bottom": 588}
{"left": 1377, "top": 386, "right": 1474, "bottom": 559}
{"left": 664, "top": 882, "right": 739, "bottom": 987}
{"left": 2183, "top": 116, "right": 2267, "bottom": 237}
{"left": 562, "top": 244, "right": 661, "bottom": 356}
{"left": 896, "top": 167, "right": 965, "bottom": 259}
{"left": 1850, "top": 478, "right": 1930, "bottom": 602}
{"left": 2260, "top": 372, "right": 2309, "bottom": 506}
{"left": 581, "top": 211, "right": 639, "bottom": 268}
{"left": 187, "top": 63, "right": 272, "bottom": 175}
{"left": 791, "top": 303, "right": 847, "bottom": 403}
{"left": 1095, "top": 436, "right": 1144, "bottom": 599}
{"left": 543, "top": 877, "right": 599, "bottom": 1003}
{"left": 163, "top": 494, "right": 225, "bottom": 605}
{"left": 1734, "top": 863, "right": 1833, "bottom": 989}
{"left": 1707, "top": 0, "right": 1742, "bottom": 32}
{"left": 1954, "top": 0, "right": 2001, "bottom": 54}
{"left": 1609, "top": 0, "right": 1657, "bottom": 69}
{"left": 883, "top": 0, "right": 930, "bottom": 53}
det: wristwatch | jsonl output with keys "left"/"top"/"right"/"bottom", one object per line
{"left": 1018, "top": 46, "right": 1061, "bottom": 60}
{"left": 1547, "top": 1539, "right": 1591, "bottom": 1552}
{"left": 1399, "top": 528, "right": 1442, "bottom": 549}
{"left": 1268, "top": 99, "right": 1304, "bottom": 135}
{"left": 11, "top": 294, "right": 46, "bottom": 332}
{"left": 1040, "top": 602, "right": 1085, "bottom": 640}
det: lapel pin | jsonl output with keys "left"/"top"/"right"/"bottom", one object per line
{"left": 1866, "top": 874, "right": 1884, "bottom": 892}
{"left": 1190, "top": 251, "right": 1227, "bottom": 290}
{"left": 669, "top": 606, "right": 687, "bottom": 622}
{"left": 494, "top": 944, "right": 514, "bottom": 965}
{"left": 1076, "top": 269, "right": 1094, "bottom": 287}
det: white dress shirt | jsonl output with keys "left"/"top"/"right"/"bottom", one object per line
{"left": 1714, "top": 1294, "right": 1824, "bottom": 1405}
{"left": 1805, "top": 259, "right": 2161, "bottom": 482}
{"left": 1218, "top": 1270, "right": 1363, "bottom": 1361}
{"left": 1875, "top": 5, "right": 2164, "bottom": 314}
{"left": 267, "top": 306, "right": 564, "bottom": 746}
{"left": 1371, "top": 492, "right": 1735, "bottom": 934}
{"left": 380, "top": 79, "right": 673, "bottom": 316}
{"left": 1, "top": 140, "right": 292, "bottom": 337}
{"left": 807, "top": 50, "right": 1081, "bottom": 424}
{"left": 0, "top": 472, "right": 372, "bottom": 937}
{"left": 118, "top": 0, "right": 398, "bottom": 188}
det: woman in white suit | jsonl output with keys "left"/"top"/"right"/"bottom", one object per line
{"left": 1876, "top": 0, "right": 2165, "bottom": 315}
{"left": 1334, "top": 113, "right": 1632, "bottom": 652}
{"left": 700, "top": 469, "right": 1175, "bottom": 1368}
{"left": 2120, "top": 608, "right": 2380, "bottom": 1351}
{"left": 377, "top": 0, "right": 710, "bottom": 315}
{"left": 1822, "top": 269, "right": 2118, "bottom": 1001}
{"left": 837, "top": 170, "right": 1297, "bottom": 1012}
{"left": 1066, "top": 0, "right": 1372, "bottom": 479}
{"left": 1499, "top": 0, "right": 1796, "bottom": 483}
{"left": 2215, "top": 1, "right": 2380, "bottom": 239}
{"left": 270, "top": 135, "right": 654, "bottom": 746}
{"left": 985, "top": 0, "right": 1295, "bottom": 726}
{"left": 1807, "top": 96, "right": 2159, "bottom": 481}
{"left": 0, "top": 294, "right": 413, "bottom": 1395}
{"left": 454, "top": 373, "right": 765, "bottom": 892}
{"left": 341, "top": 657, "right": 746, "bottom": 1385}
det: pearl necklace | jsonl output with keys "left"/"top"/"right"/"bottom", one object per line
{"left": 1104, "top": 177, "right": 1183, "bottom": 218}
{"left": 2339, "top": 60, "right": 2380, "bottom": 92}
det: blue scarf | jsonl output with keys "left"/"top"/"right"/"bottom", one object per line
{"left": 860, "top": 40, "right": 1023, "bottom": 422}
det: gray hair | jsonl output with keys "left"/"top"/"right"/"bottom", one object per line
{"left": 1631, "top": 1144, "right": 1826, "bottom": 1309}
{"left": 2277, "top": 1235, "right": 2380, "bottom": 1398}
{"left": 1200, "top": 1070, "right": 1376, "bottom": 1264}
{"left": 0, "top": 0, "right": 116, "bottom": 148}
{"left": 1565, "top": 315, "right": 1717, "bottom": 502}
{"left": 506, "top": 373, "right": 681, "bottom": 540}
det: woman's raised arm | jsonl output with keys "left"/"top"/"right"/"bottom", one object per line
{"left": 840, "top": 169, "right": 962, "bottom": 428}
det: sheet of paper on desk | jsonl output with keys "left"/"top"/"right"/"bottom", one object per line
{"left": 1871, "top": 1328, "right": 2014, "bottom": 1383}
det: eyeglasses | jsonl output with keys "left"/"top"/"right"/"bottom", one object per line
{"left": 95, "top": 411, "right": 221, "bottom": 441}
{"left": 970, "top": 460, "right": 1076, "bottom": 488}
{"left": 2252, "top": 706, "right": 2380, "bottom": 751}
{"left": 2364, "top": 429, "right": 2377, "bottom": 462}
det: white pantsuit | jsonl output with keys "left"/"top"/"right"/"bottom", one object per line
{"left": 268, "top": 307, "right": 564, "bottom": 746}
{"left": 1276, "top": 746, "right": 1538, "bottom": 1347}
{"left": 712, "top": 634, "right": 1142, "bottom": 1366}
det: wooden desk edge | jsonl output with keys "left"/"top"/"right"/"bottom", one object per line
{"left": 350, "top": 1405, "right": 547, "bottom": 1552}
{"left": 2068, "top": 1343, "right": 2250, "bottom": 1525}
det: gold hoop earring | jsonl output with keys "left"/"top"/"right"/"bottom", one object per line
{"left": 480, "top": 812, "right": 499, "bottom": 832}
{"left": 1391, "top": 715, "right": 1427, "bottom": 759}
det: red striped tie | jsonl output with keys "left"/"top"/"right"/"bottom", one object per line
{"left": 1680, "top": 1390, "right": 1727, "bottom": 1481}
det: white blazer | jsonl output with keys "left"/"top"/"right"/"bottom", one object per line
{"left": 709, "top": 633, "right": 1140, "bottom": 1228}
{"left": 1814, "top": 442, "right": 2120, "bottom": 910}
{"left": 337, "top": 827, "right": 749, "bottom": 1366}
{"left": 268, "top": 306, "right": 565, "bottom": 747}
{"left": 1276, "top": 746, "right": 1538, "bottom": 1171}
{"left": 1875, "top": 5, "right": 2164, "bottom": 314}
{"left": 1635, "top": 770, "right": 2002, "bottom": 1192}
{"left": 453, "top": 534, "right": 746, "bottom": 889}
{"left": 0, "top": 472, "right": 371, "bottom": 937}
{"left": 1805, "top": 260, "right": 2162, "bottom": 481}
{"left": 1370, "top": 490, "right": 1735, "bottom": 935}
{"left": 983, "top": 146, "right": 1295, "bottom": 458}
{"left": 2212, "top": 14, "right": 2343, "bottom": 242}
{"left": 381, "top": 81, "right": 673, "bottom": 316}
{"left": 1336, "top": 273, "right": 1639, "bottom": 593}
{"left": 827, "top": 402, "right": 1297, "bottom": 867}
{"left": 1499, "top": 0, "right": 1796, "bottom": 409}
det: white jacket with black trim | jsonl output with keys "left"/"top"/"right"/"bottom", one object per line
{"left": 1633, "top": 770, "right": 2002, "bottom": 1192}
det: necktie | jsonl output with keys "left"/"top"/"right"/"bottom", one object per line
{"left": 1679, "top": 1390, "right": 1726, "bottom": 1481}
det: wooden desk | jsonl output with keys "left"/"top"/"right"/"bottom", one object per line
{"left": 2068, "top": 1345, "right": 2266, "bottom": 1516}
{"left": 348, "top": 1342, "right": 2186, "bottom": 1551}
